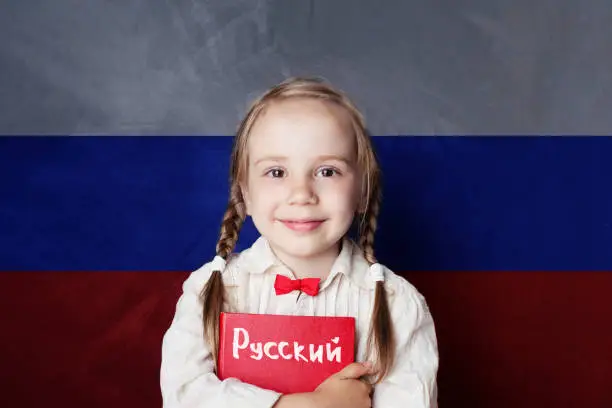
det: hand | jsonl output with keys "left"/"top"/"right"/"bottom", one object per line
{"left": 311, "top": 362, "right": 376, "bottom": 408}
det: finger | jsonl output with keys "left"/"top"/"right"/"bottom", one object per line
{"left": 337, "top": 362, "right": 371, "bottom": 379}
{"left": 362, "top": 361, "right": 376, "bottom": 373}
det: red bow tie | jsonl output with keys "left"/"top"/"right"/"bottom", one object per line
{"left": 274, "top": 275, "right": 321, "bottom": 296}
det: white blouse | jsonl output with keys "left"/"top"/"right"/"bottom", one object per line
{"left": 161, "top": 236, "right": 439, "bottom": 407}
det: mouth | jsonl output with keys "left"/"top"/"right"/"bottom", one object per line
{"left": 279, "top": 219, "right": 325, "bottom": 232}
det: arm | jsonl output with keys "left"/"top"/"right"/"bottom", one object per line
{"left": 372, "top": 283, "right": 439, "bottom": 408}
{"left": 160, "top": 264, "right": 282, "bottom": 408}
{"left": 273, "top": 394, "right": 317, "bottom": 408}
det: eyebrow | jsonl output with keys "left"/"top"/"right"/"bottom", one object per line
{"left": 253, "top": 156, "right": 286, "bottom": 166}
{"left": 317, "top": 155, "right": 352, "bottom": 164}
{"left": 253, "top": 155, "right": 352, "bottom": 166}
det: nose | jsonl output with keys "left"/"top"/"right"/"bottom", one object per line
{"left": 287, "top": 176, "right": 318, "bottom": 205}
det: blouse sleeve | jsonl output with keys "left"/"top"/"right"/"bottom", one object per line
{"left": 160, "top": 262, "right": 282, "bottom": 408}
{"left": 372, "top": 279, "right": 439, "bottom": 408}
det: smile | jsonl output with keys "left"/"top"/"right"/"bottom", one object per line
{"left": 279, "top": 220, "right": 325, "bottom": 232}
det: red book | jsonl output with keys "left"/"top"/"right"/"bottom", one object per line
{"left": 217, "top": 312, "right": 355, "bottom": 394}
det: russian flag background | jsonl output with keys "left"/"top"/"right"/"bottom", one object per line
{"left": 1, "top": 136, "right": 611, "bottom": 407}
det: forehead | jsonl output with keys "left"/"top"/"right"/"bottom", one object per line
{"left": 247, "top": 98, "right": 356, "bottom": 160}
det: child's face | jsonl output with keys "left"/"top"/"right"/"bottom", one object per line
{"left": 242, "top": 98, "right": 362, "bottom": 262}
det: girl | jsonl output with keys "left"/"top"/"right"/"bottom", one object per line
{"left": 161, "top": 77, "right": 439, "bottom": 408}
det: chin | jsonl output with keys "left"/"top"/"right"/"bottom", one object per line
{"left": 276, "top": 237, "right": 341, "bottom": 259}
{"left": 273, "top": 242, "right": 322, "bottom": 259}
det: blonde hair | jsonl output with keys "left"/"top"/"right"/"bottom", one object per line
{"left": 200, "top": 77, "right": 395, "bottom": 383}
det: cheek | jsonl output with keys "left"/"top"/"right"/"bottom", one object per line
{"left": 322, "top": 180, "right": 361, "bottom": 212}
{"left": 245, "top": 178, "right": 283, "bottom": 211}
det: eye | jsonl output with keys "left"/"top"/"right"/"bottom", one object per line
{"left": 265, "top": 168, "right": 285, "bottom": 178}
{"left": 317, "top": 167, "right": 339, "bottom": 178}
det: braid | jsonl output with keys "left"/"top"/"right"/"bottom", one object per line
{"left": 360, "top": 181, "right": 395, "bottom": 383}
{"left": 201, "top": 183, "right": 246, "bottom": 371}
{"left": 216, "top": 184, "right": 246, "bottom": 258}
{"left": 359, "top": 180, "right": 381, "bottom": 264}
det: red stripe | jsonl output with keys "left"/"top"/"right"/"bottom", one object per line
{"left": 406, "top": 271, "right": 612, "bottom": 407}
{"left": 1, "top": 271, "right": 610, "bottom": 407}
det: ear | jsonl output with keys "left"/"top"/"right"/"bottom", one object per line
{"left": 240, "top": 182, "right": 252, "bottom": 216}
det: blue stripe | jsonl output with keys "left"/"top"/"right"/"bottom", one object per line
{"left": 1, "top": 136, "right": 611, "bottom": 271}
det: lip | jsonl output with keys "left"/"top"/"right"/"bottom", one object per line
{"left": 279, "top": 219, "right": 325, "bottom": 232}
